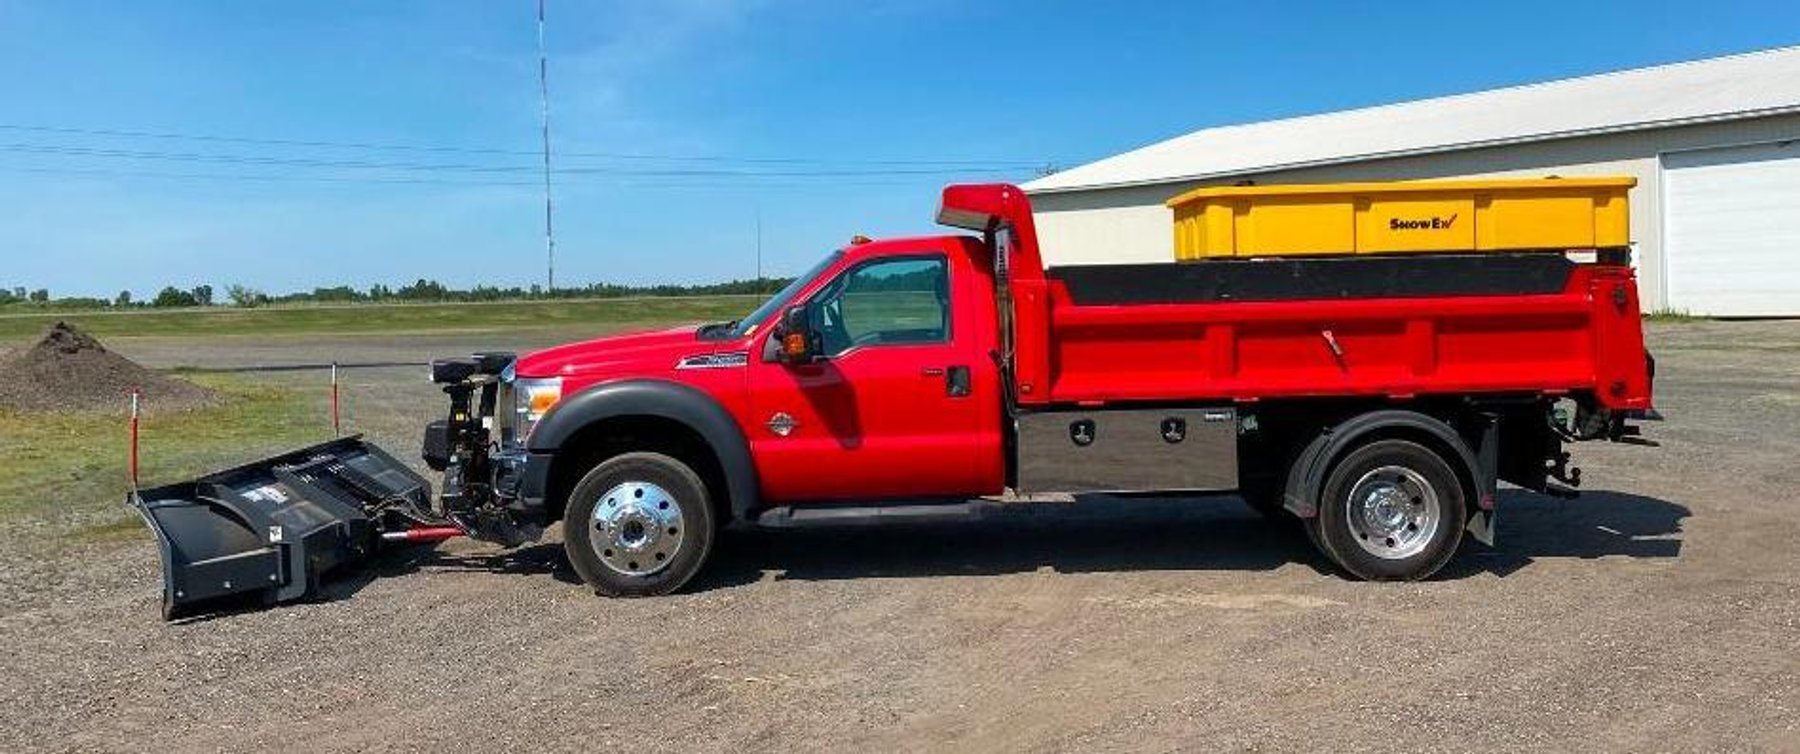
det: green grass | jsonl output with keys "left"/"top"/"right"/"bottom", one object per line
{"left": 0, "top": 295, "right": 761, "bottom": 341}
{"left": 0, "top": 295, "right": 767, "bottom": 544}
{"left": 1644, "top": 309, "right": 1704, "bottom": 323}
{"left": 841, "top": 291, "right": 946, "bottom": 340}
{"left": 0, "top": 373, "right": 326, "bottom": 544}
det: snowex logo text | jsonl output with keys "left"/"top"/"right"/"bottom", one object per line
{"left": 1389, "top": 214, "right": 1458, "bottom": 231}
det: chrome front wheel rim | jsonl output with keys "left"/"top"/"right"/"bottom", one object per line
{"left": 589, "top": 481, "right": 685, "bottom": 576}
{"left": 1345, "top": 465, "right": 1440, "bottom": 560}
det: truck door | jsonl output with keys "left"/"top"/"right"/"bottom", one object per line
{"left": 746, "top": 251, "right": 1000, "bottom": 502}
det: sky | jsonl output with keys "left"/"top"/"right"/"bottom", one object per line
{"left": 1, "top": 0, "right": 1795, "bottom": 299}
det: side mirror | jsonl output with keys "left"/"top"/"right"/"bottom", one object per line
{"left": 772, "top": 305, "right": 819, "bottom": 364}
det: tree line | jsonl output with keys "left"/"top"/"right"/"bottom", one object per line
{"left": 0, "top": 278, "right": 795, "bottom": 311}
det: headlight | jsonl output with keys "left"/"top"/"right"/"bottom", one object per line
{"left": 512, "top": 376, "right": 563, "bottom": 440}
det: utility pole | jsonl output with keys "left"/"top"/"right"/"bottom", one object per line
{"left": 755, "top": 206, "right": 764, "bottom": 292}
{"left": 537, "top": 0, "right": 556, "bottom": 291}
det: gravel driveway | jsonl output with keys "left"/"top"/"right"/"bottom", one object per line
{"left": 2, "top": 322, "right": 1796, "bottom": 752}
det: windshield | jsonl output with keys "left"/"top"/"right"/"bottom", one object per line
{"left": 729, "top": 251, "right": 842, "bottom": 338}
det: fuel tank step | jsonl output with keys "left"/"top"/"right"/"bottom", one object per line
{"left": 750, "top": 501, "right": 990, "bottom": 528}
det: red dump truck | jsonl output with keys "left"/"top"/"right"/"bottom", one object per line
{"left": 134, "top": 180, "right": 1656, "bottom": 618}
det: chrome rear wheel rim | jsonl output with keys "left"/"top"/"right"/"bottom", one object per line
{"left": 589, "top": 481, "right": 685, "bottom": 576}
{"left": 1345, "top": 465, "right": 1440, "bottom": 560}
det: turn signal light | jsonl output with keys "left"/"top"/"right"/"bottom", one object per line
{"left": 783, "top": 332, "right": 809, "bottom": 358}
{"left": 529, "top": 389, "right": 561, "bottom": 414}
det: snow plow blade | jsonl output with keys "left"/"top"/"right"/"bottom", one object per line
{"left": 129, "top": 436, "right": 435, "bottom": 621}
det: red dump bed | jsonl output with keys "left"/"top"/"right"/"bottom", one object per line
{"left": 938, "top": 184, "right": 1654, "bottom": 412}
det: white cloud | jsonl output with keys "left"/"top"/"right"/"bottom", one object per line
{"left": 551, "top": 0, "right": 763, "bottom": 151}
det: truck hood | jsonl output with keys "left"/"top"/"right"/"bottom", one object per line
{"left": 514, "top": 324, "right": 731, "bottom": 378}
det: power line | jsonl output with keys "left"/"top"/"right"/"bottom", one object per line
{"left": 0, "top": 164, "right": 534, "bottom": 186}
{"left": 0, "top": 163, "right": 1022, "bottom": 189}
{"left": 0, "top": 122, "right": 1051, "bottom": 167}
{"left": 0, "top": 142, "right": 1032, "bottom": 177}
{"left": 0, "top": 142, "right": 528, "bottom": 173}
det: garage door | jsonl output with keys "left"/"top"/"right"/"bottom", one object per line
{"left": 1662, "top": 140, "right": 1800, "bottom": 317}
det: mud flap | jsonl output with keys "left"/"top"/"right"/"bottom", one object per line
{"left": 129, "top": 436, "right": 433, "bottom": 620}
{"left": 1465, "top": 509, "right": 1497, "bottom": 547}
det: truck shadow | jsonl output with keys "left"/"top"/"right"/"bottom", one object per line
{"left": 1435, "top": 488, "right": 1690, "bottom": 579}
{"left": 339, "top": 488, "right": 1688, "bottom": 601}
{"left": 690, "top": 488, "right": 1689, "bottom": 589}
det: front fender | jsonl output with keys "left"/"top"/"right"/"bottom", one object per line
{"left": 526, "top": 379, "right": 759, "bottom": 520}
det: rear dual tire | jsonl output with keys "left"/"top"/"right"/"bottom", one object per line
{"left": 563, "top": 452, "right": 716, "bottom": 597}
{"left": 1305, "top": 439, "right": 1466, "bottom": 581}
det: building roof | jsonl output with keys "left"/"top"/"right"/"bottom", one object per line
{"left": 1024, "top": 46, "right": 1800, "bottom": 194}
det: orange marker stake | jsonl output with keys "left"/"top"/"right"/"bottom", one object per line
{"left": 128, "top": 389, "right": 141, "bottom": 491}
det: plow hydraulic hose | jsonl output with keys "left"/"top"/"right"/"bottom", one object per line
{"left": 380, "top": 526, "right": 464, "bottom": 544}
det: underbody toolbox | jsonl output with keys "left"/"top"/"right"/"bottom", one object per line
{"left": 1015, "top": 407, "right": 1238, "bottom": 493}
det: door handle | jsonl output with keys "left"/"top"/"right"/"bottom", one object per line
{"left": 945, "top": 365, "right": 971, "bottom": 397}
{"left": 920, "top": 366, "right": 970, "bottom": 397}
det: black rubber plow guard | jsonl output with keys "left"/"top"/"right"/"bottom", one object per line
{"left": 129, "top": 436, "right": 433, "bottom": 621}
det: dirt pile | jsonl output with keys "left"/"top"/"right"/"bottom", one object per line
{"left": 0, "top": 321, "right": 215, "bottom": 412}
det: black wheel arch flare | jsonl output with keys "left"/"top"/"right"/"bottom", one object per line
{"left": 523, "top": 379, "right": 760, "bottom": 522}
{"left": 1282, "top": 409, "right": 1494, "bottom": 520}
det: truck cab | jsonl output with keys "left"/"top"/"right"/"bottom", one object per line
{"left": 507, "top": 233, "right": 1005, "bottom": 498}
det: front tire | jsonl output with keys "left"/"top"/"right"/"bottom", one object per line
{"left": 1306, "top": 439, "right": 1465, "bottom": 581}
{"left": 563, "top": 452, "right": 716, "bottom": 597}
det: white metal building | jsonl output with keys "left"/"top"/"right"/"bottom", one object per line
{"left": 1023, "top": 47, "right": 1800, "bottom": 316}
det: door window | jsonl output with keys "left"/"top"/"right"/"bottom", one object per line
{"left": 812, "top": 256, "right": 949, "bottom": 355}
